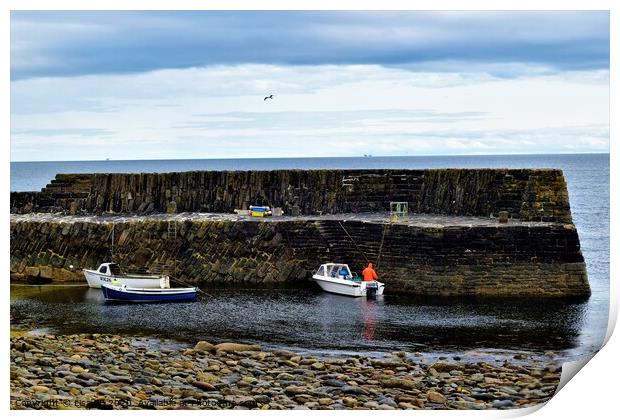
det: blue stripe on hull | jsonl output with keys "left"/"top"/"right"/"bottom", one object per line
{"left": 101, "top": 287, "right": 197, "bottom": 302}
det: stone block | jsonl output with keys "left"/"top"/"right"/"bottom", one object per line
{"left": 24, "top": 266, "right": 40, "bottom": 278}
{"left": 39, "top": 266, "right": 53, "bottom": 279}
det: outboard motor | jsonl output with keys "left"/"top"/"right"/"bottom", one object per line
{"left": 366, "top": 281, "right": 378, "bottom": 299}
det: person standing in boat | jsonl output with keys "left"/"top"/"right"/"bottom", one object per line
{"left": 362, "top": 262, "right": 379, "bottom": 281}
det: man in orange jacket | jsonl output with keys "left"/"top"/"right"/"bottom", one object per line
{"left": 362, "top": 262, "right": 379, "bottom": 281}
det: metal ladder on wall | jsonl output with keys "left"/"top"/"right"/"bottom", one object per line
{"left": 147, "top": 220, "right": 178, "bottom": 276}
{"left": 376, "top": 202, "right": 408, "bottom": 269}
{"left": 158, "top": 220, "right": 211, "bottom": 296}
{"left": 164, "top": 220, "right": 178, "bottom": 275}
{"left": 149, "top": 260, "right": 179, "bottom": 276}
{"left": 167, "top": 220, "right": 177, "bottom": 240}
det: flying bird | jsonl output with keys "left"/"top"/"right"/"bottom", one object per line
{"left": 264, "top": 95, "right": 274, "bottom": 101}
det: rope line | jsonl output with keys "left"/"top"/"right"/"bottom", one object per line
{"left": 376, "top": 221, "right": 390, "bottom": 270}
{"left": 168, "top": 275, "right": 213, "bottom": 298}
{"left": 337, "top": 221, "right": 371, "bottom": 263}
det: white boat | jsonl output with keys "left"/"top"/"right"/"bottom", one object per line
{"left": 83, "top": 263, "right": 170, "bottom": 289}
{"left": 312, "top": 263, "right": 385, "bottom": 298}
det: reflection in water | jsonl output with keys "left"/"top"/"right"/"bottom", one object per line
{"left": 361, "top": 298, "right": 377, "bottom": 341}
{"left": 11, "top": 154, "right": 609, "bottom": 361}
{"left": 10, "top": 285, "right": 593, "bottom": 360}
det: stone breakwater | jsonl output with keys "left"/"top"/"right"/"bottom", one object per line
{"left": 10, "top": 212, "right": 590, "bottom": 297}
{"left": 11, "top": 169, "right": 572, "bottom": 222}
{"left": 9, "top": 168, "right": 589, "bottom": 297}
{"left": 10, "top": 333, "right": 561, "bottom": 410}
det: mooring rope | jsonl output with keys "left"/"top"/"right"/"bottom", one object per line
{"left": 337, "top": 221, "right": 371, "bottom": 264}
{"left": 168, "top": 275, "right": 213, "bottom": 298}
{"left": 111, "top": 223, "right": 115, "bottom": 261}
{"left": 375, "top": 221, "right": 390, "bottom": 270}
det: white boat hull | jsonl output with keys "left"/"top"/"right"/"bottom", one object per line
{"left": 313, "top": 275, "right": 384, "bottom": 297}
{"left": 83, "top": 269, "right": 170, "bottom": 289}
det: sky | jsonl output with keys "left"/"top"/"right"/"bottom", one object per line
{"left": 10, "top": 10, "right": 610, "bottom": 161}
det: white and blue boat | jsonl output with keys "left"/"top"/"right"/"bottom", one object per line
{"left": 312, "top": 263, "right": 385, "bottom": 298}
{"left": 101, "top": 283, "right": 198, "bottom": 302}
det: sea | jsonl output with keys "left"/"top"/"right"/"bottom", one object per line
{"left": 10, "top": 154, "right": 610, "bottom": 362}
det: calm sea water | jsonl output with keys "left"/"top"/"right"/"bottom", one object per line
{"left": 10, "top": 154, "right": 609, "bottom": 361}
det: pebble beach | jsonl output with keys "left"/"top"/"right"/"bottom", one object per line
{"left": 11, "top": 332, "right": 561, "bottom": 410}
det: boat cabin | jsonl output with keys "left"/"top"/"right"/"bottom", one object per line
{"left": 97, "top": 263, "right": 122, "bottom": 276}
{"left": 315, "top": 263, "right": 355, "bottom": 280}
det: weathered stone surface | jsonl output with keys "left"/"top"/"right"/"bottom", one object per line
{"left": 192, "top": 381, "right": 216, "bottom": 391}
{"left": 430, "top": 362, "right": 460, "bottom": 373}
{"left": 214, "top": 343, "right": 261, "bottom": 353}
{"left": 10, "top": 169, "right": 573, "bottom": 223}
{"left": 427, "top": 391, "right": 446, "bottom": 403}
{"left": 10, "top": 213, "right": 590, "bottom": 297}
{"left": 194, "top": 341, "right": 215, "bottom": 353}
{"left": 9, "top": 169, "right": 589, "bottom": 297}
{"left": 380, "top": 377, "right": 422, "bottom": 390}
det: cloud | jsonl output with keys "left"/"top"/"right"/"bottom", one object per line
{"left": 10, "top": 61, "right": 608, "bottom": 161}
{"left": 11, "top": 11, "right": 609, "bottom": 80}
{"left": 10, "top": 128, "right": 115, "bottom": 137}
{"left": 9, "top": 64, "right": 491, "bottom": 115}
{"left": 11, "top": 63, "right": 608, "bottom": 117}
{"left": 178, "top": 109, "right": 488, "bottom": 131}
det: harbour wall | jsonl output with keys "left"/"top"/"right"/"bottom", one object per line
{"left": 10, "top": 169, "right": 572, "bottom": 223}
{"left": 10, "top": 216, "right": 590, "bottom": 298}
{"left": 9, "top": 168, "right": 589, "bottom": 297}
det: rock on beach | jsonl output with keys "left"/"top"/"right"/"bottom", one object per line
{"left": 10, "top": 333, "right": 561, "bottom": 410}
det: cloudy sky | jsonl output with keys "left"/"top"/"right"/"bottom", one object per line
{"left": 10, "top": 11, "right": 609, "bottom": 161}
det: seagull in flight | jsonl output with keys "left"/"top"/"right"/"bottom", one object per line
{"left": 264, "top": 94, "right": 274, "bottom": 101}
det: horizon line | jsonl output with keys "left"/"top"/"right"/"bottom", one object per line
{"left": 9, "top": 151, "right": 610, "bottom": 164}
